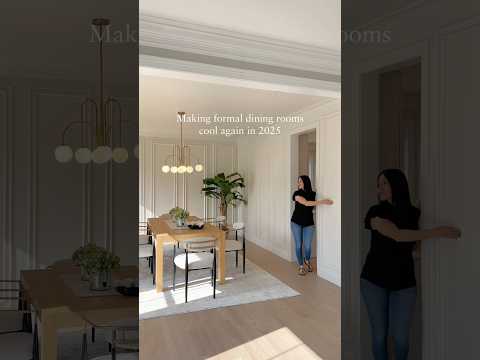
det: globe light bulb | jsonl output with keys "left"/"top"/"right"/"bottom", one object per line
{"left": 162, "top": 165, "right": 170, "bottom": 173}
{"left": 112, "top": 147, "right": 128, "bottom": 163}
{"left": 195, "top": 164, "right": 204, "bottom": 172}
{"left": 178, "top": 165, "right": 187, "bottom": 174}
{"left": 55, "top": 145, "right": 73, "bottom": 163}
{"left": 186, "top": 166, "right": 194, "bottom": 174}
{"left": 92, "top": 146, "right": 112, "bottom": 164}
{"left": 75, "top": 147, "right": 91, "bottom": 164}
{"left": 170, "top": 166, "right": 178, "bottom": 174}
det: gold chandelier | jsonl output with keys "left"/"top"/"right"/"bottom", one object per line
{"left": 161, "top": 112, "right": 204, "bottom": 174}
{"left": 54, "top": 18, "right": 134, "bottom": 164}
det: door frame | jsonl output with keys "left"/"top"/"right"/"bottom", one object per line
{"left": 343, "top": 40, "right": 444, "bottom": 359}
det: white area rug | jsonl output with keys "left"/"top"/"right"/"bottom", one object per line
{"left": 140, "top": 245, "right": 299, "bottom": 319}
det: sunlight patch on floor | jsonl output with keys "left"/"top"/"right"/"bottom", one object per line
{"left": 140, "top": 275, "right": 222, "bottom": 315}
{"left": 206, "top": 327, "right": 323, "bottom": 360}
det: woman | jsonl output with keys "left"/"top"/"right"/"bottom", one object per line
{"left": 291, "top": 175, "right": 333, "bottom": 275}
{"left": 362, "top": 169, "right": 461, "bottom": 360}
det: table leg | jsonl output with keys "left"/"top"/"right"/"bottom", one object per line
{"left": 218, "top": 230, "right": 226, "bottom": 284}
{"left": 39, "top": 309, "right": 57, "bottom": 360}
{"left": 155, "top": 234, "right": 165, "bottom": 292}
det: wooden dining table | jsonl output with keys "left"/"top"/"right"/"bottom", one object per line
{"left": 148, "top": 215, "right": 226, "bottom": 292}
{"left": 21, "top": 260, "right": 138, "bottom": 360}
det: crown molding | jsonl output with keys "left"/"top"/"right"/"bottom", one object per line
{"left": 140, "top": 13, "right": 340, "bottom": 76}
{"left": 140, "top": 55, "right": 340, "bottom": 98}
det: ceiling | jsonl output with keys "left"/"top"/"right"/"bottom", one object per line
{"left": 0, "top": 1, "right": 137, "bottom": 83}
{"left": 140, "top": 74, "right": 333, "bottom": 139}
{"left": 140, "top": 0, "right": 340, "bottom": 51}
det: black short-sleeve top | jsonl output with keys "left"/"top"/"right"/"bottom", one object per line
{"left": 361, "top": 201, "right": 420, "bottom": 290}
{"left": 291, "top": 189, "right": 316, "bottom": 227}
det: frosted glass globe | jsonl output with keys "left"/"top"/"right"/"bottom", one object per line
{"left": 186, "top": 166, "right": 194, "bottom": 174}
{"left": 170, "top": 166, "right": 178, "bottom": 174}
{"left": 112, "top": 147, "right": 128, "bottom": 163}
{"left": 133, "top": 144, "right": 139, "bottom": 159}
{"left": 55, "top": 145, "right": 73, "bottom": 163}
{"left": 195, "top": 164, "right": 204, "bottom": 172}
{"left": 162, "top": 165, "right": 170, "bottom": 173}
{"left": 178, "top": 165, "right": 187, "bottom": 174}
{"left": 75, "top": 147, "right": 91, "bottom": 164}
{"left": 92, "top": 146, "right": 112, "bottom": 164}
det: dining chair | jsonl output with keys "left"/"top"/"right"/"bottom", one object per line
{"left": 225, "top": 222, "right": 246, "bottom": 273}
{"left": 0, "top": 280, "right": 38, "bottom": 360}
{"left": 173, "top": 237, "right": 217, "bottom": 303}
{"left": 139, "top": 243, "right": 154, "bottom": 275}
{"left": 82, "top": 322, "right": 138, "bottom": 360}
{"left": 204, "top": 215, "right": 226, "bottom": 229}
{"left": 138, "top": 221, "right": 149, "bottom": 235}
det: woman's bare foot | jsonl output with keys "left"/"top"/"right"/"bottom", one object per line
{"left": 298, "top": 266, "right": 307, "bottom": 276}
{"left": 304, "top": 260, "right": 313, "bottom": 272}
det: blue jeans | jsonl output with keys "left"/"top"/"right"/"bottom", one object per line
{"left": 291, "top": 222, "right": 314, "bottom": 266}
{"left": 360, "top": 278, "right": 417, "bottom": 360}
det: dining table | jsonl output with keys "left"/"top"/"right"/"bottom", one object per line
{"left": 148, "top": 215, "right": 227, "bottom": 292}
{"left": 20, "top": 260, "right": 138, "bottom": 360}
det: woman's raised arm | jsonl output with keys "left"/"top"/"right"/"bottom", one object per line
{"left": 371, "top": 217, "right": 461, "bottom": 242}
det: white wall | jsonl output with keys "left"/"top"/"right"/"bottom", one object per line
{"left": 342, "top": 1, "right": 480, "bottom": 359}
{"left": 0, "top": 77, "right": 138, "bottom": 285}
{"left": 139, "top": 136, "right": 238, "bottom": 222}
{"left": 237, "top": 100, "right": 341, "bottom": 285}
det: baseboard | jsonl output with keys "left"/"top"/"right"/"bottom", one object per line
{"left": 317, "top": 265, "right": 341, "bottom": 287}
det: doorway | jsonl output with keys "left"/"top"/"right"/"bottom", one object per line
{"left": 290, "top": 128, "right": 318, "bottom": 270}
{"left": 360, "top": 60, "right": 422, "bottom": 360}
{"left": 297, "top": 130, "right": 317, "bottom": 265}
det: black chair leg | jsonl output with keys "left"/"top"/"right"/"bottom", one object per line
{"left": 91, "top": 327, "right": 95, "bottom": 342}
{"left": 173, "top": 264, "right": 176, "bottom": 291}
{"left": 32, "top": 322, "right": 39, "bottom": 360}
{"left": 173, "top": 244, "right": 176, "bottom": 290}
{"left": 213, "top": 252, "right": 217, "bottom": 299}
{"left": 185, "top": 251, "right": 189, "bottom": 303}
{"left": 81, "top": 331, "right": 88, "bottom": 360}
{"left": 235, "top": 250, "right": 238, "bottom": 267}
{"left": 243, "top": 249, "right": 246, "bottom": 274}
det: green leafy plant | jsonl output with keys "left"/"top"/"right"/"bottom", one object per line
{"left": 169, "top": 207, "right": 182, "bottom": 218}
{"left": 72, "top": 243, "right": 120, "bottom": 276}
{"left": 202, "top": 172, "right": 246, "bottom": 226}
{"left": 170, "top": 207, "right": 189, "bottom": 220}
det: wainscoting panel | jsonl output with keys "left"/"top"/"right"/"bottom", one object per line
{"left": 32, "top": 89, "right": 88, "bottom": 268}
{"left": 139, "top": 136, "right": 237, "bottom": 222}
{"left": 0, "top": 86, "right": 13, "bottom": 285}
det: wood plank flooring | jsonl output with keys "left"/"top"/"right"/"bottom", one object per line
{"left": 140, "top": 241, "right": 340, "bottom": 360}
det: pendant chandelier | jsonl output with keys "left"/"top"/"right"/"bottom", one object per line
{"left": 161, "top": 112, "right": 204, "bottom": 174}
{"left": 54, "top": 18, "right": 135, "bottom": 164}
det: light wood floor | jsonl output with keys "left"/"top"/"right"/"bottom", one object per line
{"left": 140, "top": 241, "right": 341, "bottom": 360}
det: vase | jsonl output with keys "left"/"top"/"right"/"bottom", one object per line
{"left": 89, "top": 270, "right": 112, "bottom": 291}
{"left": 80, "top": 266, "right": 89, "bottom": 281}
{"left": 176, "top": 218, "right": 185, "bottom": 227}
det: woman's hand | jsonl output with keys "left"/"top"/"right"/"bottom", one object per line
{"left": 319, "top": 199, "right": 334, "bottom": 205}
{"left": 371, "top": 217, "right": 389, "bottom": 230}
{"left": 434, "top": 226, "right": 461, "bottom": 239}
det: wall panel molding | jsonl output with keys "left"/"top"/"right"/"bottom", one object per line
{"left": 140, "top": 136, "right": 237, "bottom": 222}
{"left": 0, "top": 86, "right": 13, "bottom": 282}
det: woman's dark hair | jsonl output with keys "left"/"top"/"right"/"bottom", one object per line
{"left": 299, "top": 175, "right": 313, "bottom": 194}
{"left": 377, "top": 168, "right": 412, "bottom": 208}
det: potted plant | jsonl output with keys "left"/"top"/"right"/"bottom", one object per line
{"left": 202, "top": 172, "right": 246, "bottom": 229}
{"left": 171, "top": 207, "right": 189, "bottom": 227}
{"left": 72, "top": 243, "right": 120, "bottom": 290}
{"left": 169, "top": 207, "right": 182, "bottom": 220}
{"left": 72, "top": 243, "right": 101, "bottom": 281}
{"left": 88, "top": 249, "right": 120, "bottom": 291}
